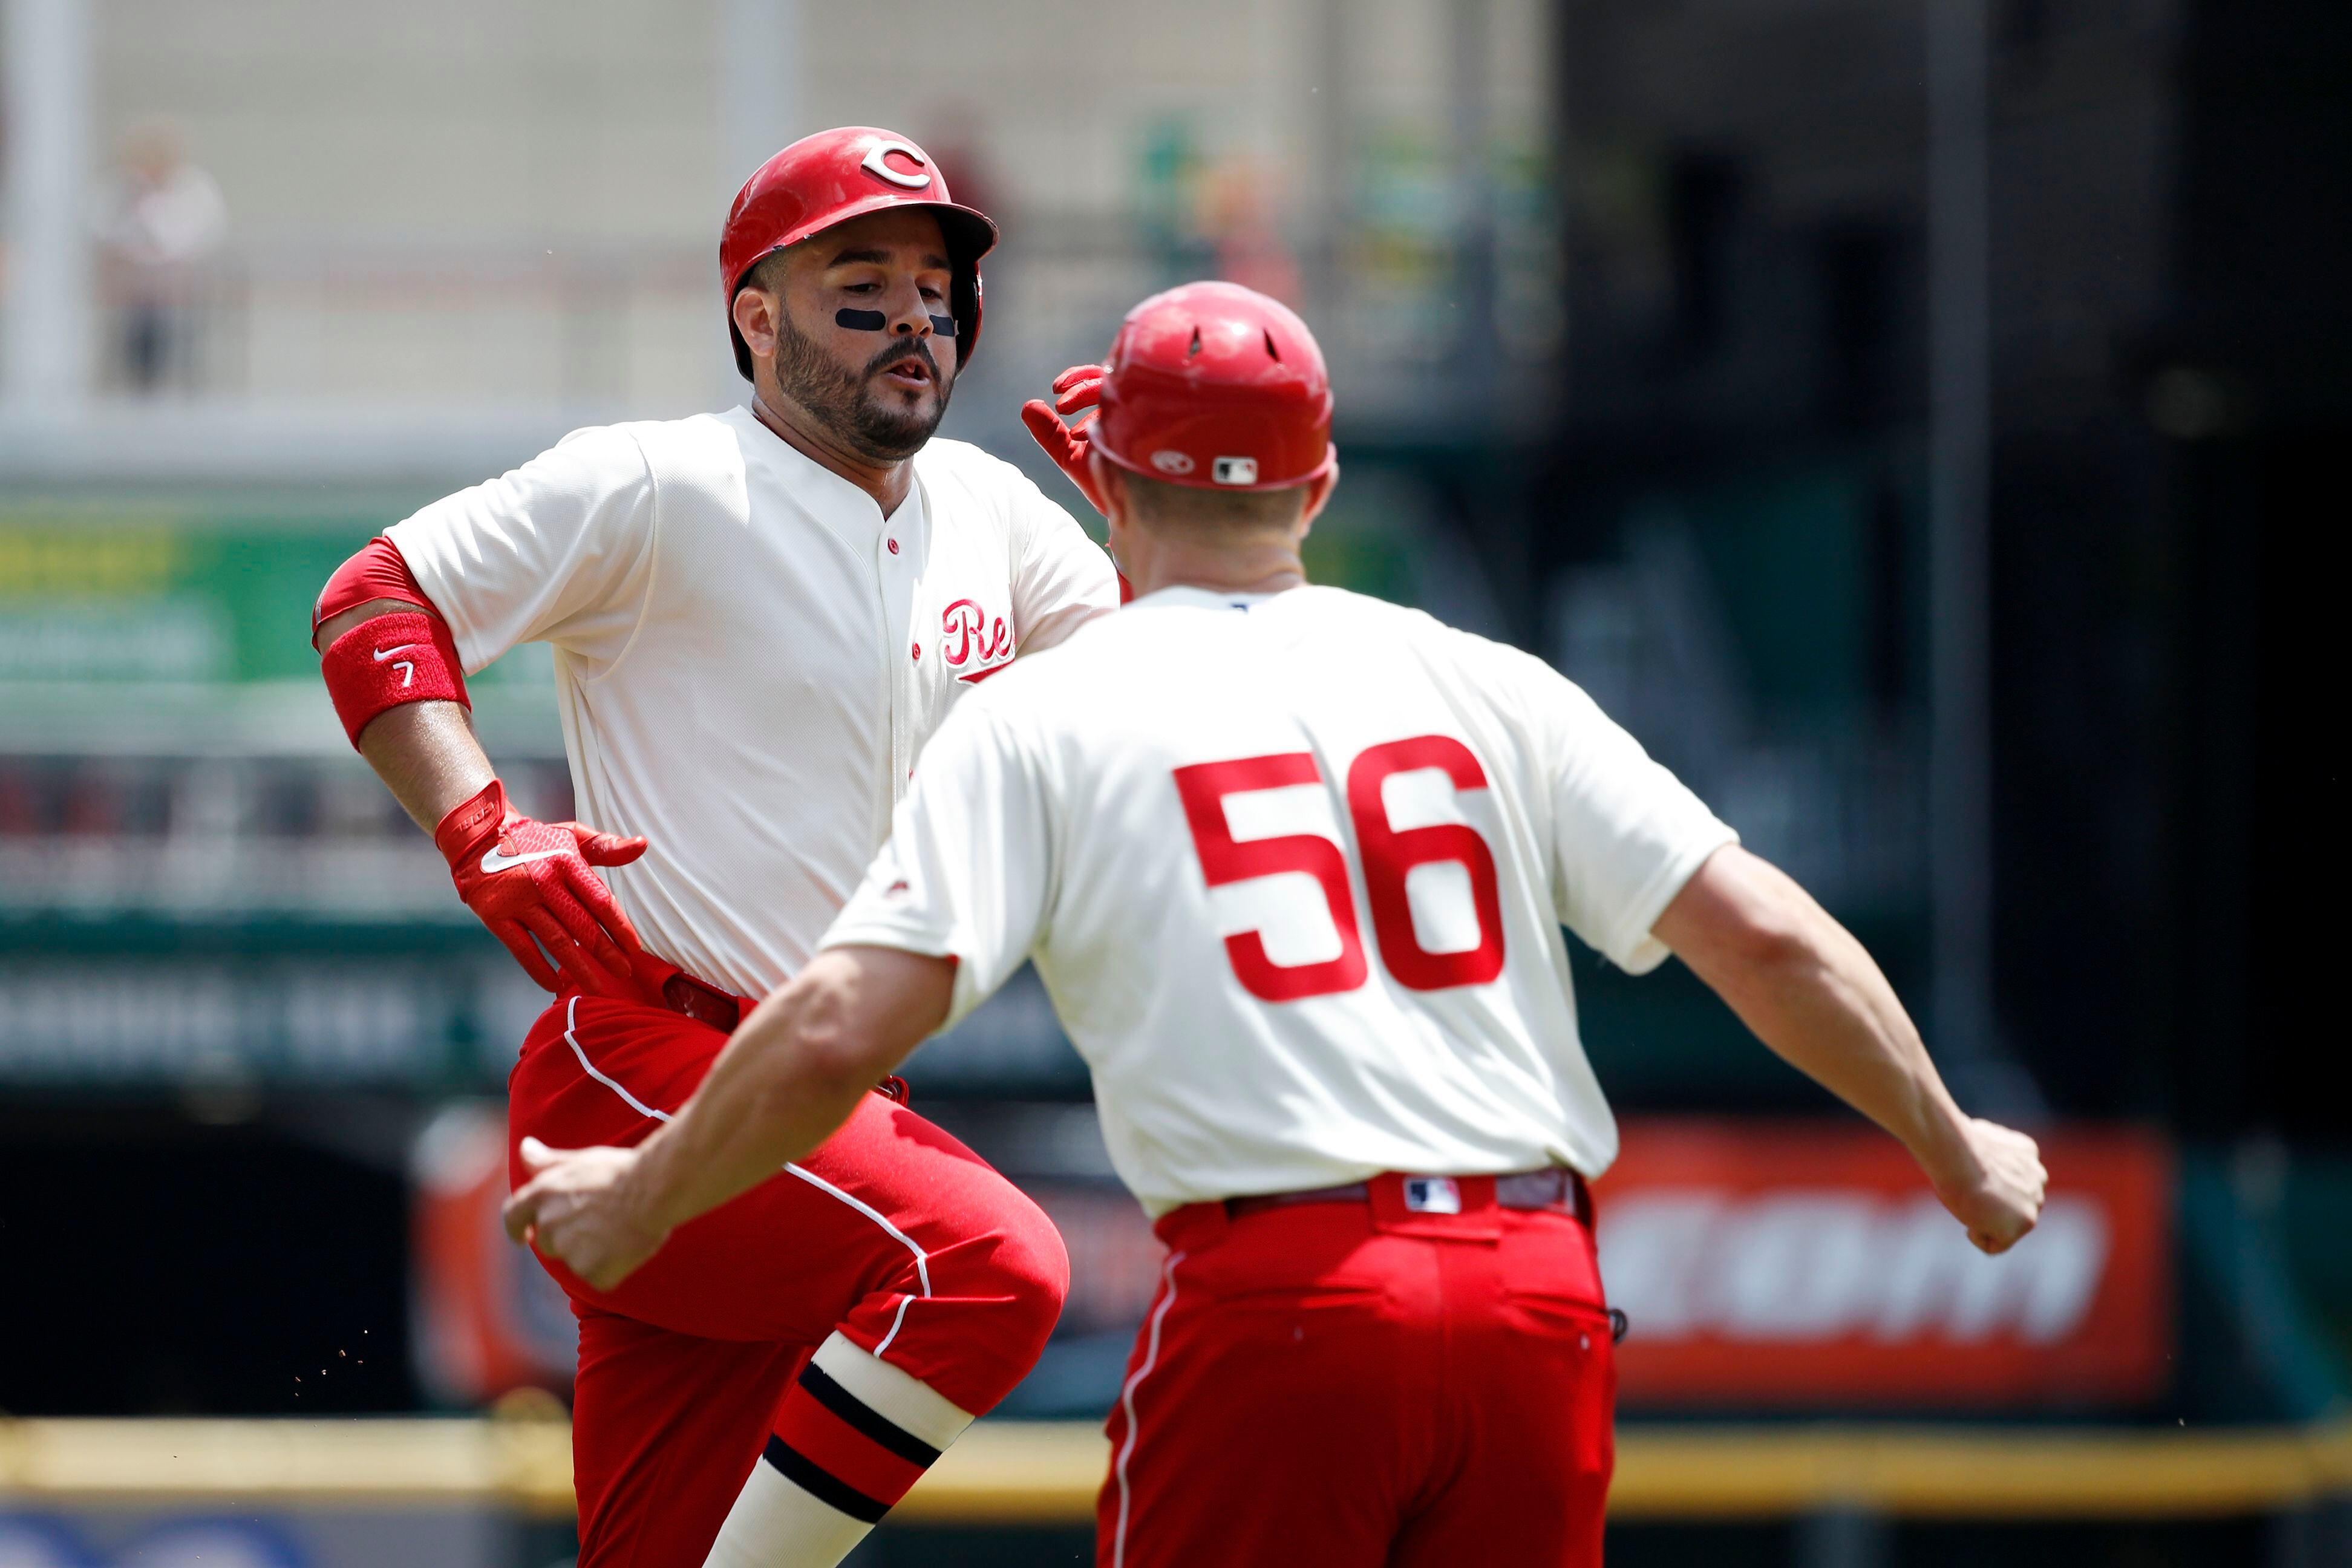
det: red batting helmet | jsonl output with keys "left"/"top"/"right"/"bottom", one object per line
{"left": 720, "top": 126, "right": 999, "bottom": 381}
{"left": 1090, "top": 281, "right": 1336, "bottom": 492}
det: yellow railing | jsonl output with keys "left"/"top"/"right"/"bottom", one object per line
{"left": 3, "top": 1419, "right": 2348, "bottom": 1524}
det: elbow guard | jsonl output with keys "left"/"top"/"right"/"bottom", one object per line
{"left": 320, "top": 610, "right": 470, "bottom": 749}
{"left": 315, "top": 535, "right": 435, "bottom": 634}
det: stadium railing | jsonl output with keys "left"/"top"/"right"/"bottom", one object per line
{"left": 3, "top": 1417, "right": 2347, "bottom": 1524}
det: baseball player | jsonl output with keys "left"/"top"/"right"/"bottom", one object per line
{"left": 312, "top": 128, "right": 1119, "bottom": 1568}
{"left": 506, "top": 283, "right": 2047, "bottom": 1566}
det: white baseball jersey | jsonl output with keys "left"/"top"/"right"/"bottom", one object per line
{"left": 387, "top": 406, "right": 1119, "bottom": 995}
{"left": 823, "top": 584, "right": 1737, "bottom": 1215}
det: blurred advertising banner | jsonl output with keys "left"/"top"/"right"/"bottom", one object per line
{"left": 1597, "top": 1119, "right": 2172, "bottom": 1408}
{"left": 0, "top": 1512, "right": 532, "bottom": 1568}
{"left": 0, "top": 509, "right": 371, "bottom": 691}
{"left": 0, "top": 1517, "right": 309, "bottom": 1567}
{"left": 0, "top": 505, "right": 558, "bottom": 757}
{"left": 411, "top": 1106, "right": 2173, "bottom": 1414}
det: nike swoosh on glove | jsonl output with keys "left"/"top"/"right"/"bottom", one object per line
{"left": 1021, "top": 363, "right": 1109, "bottom": 516}
{"left": 435, "top": 779, "right": 651, "bottom": 998}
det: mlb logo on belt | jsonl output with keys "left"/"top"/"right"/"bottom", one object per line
{"left": 1403, "top": 1176, "right": 1461, "bottom": 1215}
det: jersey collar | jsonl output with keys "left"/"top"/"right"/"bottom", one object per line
{"left": 1129, "top": 583, "right": 1296, "bottom": 613}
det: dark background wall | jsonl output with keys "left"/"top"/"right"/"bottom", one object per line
{"left": 1546, "top": 0, "right": 2347, "bottom": 1143}
{"left": 2152, "top": 0, "right": 2347, "bottom": 1142}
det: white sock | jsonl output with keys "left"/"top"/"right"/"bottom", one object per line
{"left": 701, "top": 1333, "right": 978, "bottom": 1568}
{"left": 702, "top": 1460, "right": 875, "bottom": 1568}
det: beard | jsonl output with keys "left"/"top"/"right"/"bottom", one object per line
{"left": 773, "top": 309, "right": 954, "bottom": 463}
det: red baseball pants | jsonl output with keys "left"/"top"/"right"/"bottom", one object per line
{"left": 1099, "top": 1175, "right": 1616, "bottom": 1568}
{"left": 506, "top": 990, "right": 1069, "bottom": 1567}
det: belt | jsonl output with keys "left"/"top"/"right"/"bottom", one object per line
{"left": 1226, "top": 1167, "right": 1592, "bottom": 1226}
{"left": 658, "top": 969, "right": 745, "bottom": 1032}
{"left": 649, "top": 965, "right": 910, "bottom": 1106}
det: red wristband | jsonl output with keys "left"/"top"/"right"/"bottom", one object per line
{"left": 321, "top": 610, "right": 470, "bottom": 749}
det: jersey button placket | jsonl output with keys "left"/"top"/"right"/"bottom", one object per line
{"left": 878, "top": 505, "right": 923, "bottom": 811}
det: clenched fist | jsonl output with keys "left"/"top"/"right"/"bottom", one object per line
{"left": 1926, "top": 1117, "right": 2048, "bottom": 1255}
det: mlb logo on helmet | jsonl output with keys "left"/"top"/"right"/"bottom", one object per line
{"left": 1403, "top": 1176, "right": 1462, "bottom": 1215}
{"left": 1212, "top": 456, "right": 1259, "bottom": 486}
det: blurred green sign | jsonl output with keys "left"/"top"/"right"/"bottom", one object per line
{"left": 0, "top": 506, "right": 358, "bottom": 684}
{"left": 0, "top": 495, "right": 555, "bottom": 753}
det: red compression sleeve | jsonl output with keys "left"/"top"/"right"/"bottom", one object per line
{"left": 320, "top": 610, "right": 470, "bottom": 749}
{"left": 315, "top": 535, "right": 436, "bottom": 634}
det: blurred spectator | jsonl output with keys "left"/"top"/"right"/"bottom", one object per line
{"left": 96, "top": 118, "right": 227, "bottom": 393}
{"left": 1201, "top": 158, "right": 1298, "bottom": 304}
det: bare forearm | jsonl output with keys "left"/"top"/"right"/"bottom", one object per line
{"left": 357, "top": 700, "right": 496, "bottom": 831}
{"left": 628, "top": 975, "right": 884, "bottom": 1232}
{"left": 501, "top": 950, "right": 955, "bottom": 1289}
{"left": 1715, "top": 913, "right": 1965, "bottom": 1166}
{"left": 621, "top": 947, "right": 956, "bottom": 1235}
{"left": 1656, "top": 848, "right": 1971, "bottom": 1177}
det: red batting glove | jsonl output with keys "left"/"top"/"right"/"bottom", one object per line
{"left": 1020, "top": 363, "right": 1109, "bottom": 516}
{"left": 434, "top": 779, "right": 651, "bottom": 998}
{"left": 1023, "top": 364, "right": 1134, "bottom": 600}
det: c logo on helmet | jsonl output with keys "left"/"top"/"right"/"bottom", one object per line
{"left": 861, "top": 141, "right": 932, "bottom": 191}
{"left": 1150, "top": 449, "right": 1197, "bottom": 475}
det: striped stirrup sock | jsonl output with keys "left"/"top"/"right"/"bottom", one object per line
{"left": 702, "top": 1333, "right": 976, "bottom": 1568}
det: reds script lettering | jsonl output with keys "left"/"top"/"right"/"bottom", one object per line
{"left": 941, "top": 598, "right": 1013, "bottom": 679}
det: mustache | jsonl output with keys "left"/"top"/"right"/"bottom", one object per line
{"left": 867, "top": 338, "right": 941, "bottom": 382}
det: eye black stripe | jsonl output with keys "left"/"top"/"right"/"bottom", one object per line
{"left": 797, "top": 1362, "right": 943, "bottom": 1467}
{"left": 762, "top": 1436, "right": 890, "bottom": 1523}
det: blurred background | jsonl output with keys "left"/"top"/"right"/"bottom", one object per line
{"left": 0, "top": 0, "right": 2344, "bottom": 1564}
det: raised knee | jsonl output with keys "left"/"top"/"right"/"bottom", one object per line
{"left": 990, "top": 1191, "right": 1071, "bottom": 1340}
{"left": 884, "top": 1187, "right": 1070, "bottom": 1416}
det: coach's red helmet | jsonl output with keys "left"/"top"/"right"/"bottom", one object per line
{"left": 1091, "top": 282, "right": 1336, "bottom": 492}
{"left": 720, "top": 126, "right": 999, "bottom": 381}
